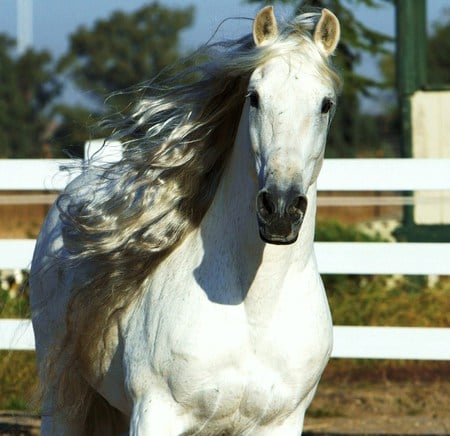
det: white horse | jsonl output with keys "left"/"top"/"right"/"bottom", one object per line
{"left": 30, "top": 6, "right": 341, "bottom": 435}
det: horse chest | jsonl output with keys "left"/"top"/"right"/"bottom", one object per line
{"left": 169, "top": 352, "right": 304, "bottom": 428}
{"left": 124, "top": 270, "right": 331, "bottom": 428}
{"left": 158, "top": 315, "right": 329, "bottom": 433}
{"left": 117, "top": 232, "right": 332, "bottom": 428}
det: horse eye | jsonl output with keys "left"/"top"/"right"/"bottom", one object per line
{"left": 247, "top": 90, "right": 260, "bottom": 109}
{"left": 321, "top": 98, "right": 333, "bottom": 114}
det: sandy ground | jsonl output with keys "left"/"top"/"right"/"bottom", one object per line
{"left": 304, "top": 379, "right": 450, "bottom": 435}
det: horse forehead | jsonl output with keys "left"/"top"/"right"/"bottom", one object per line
{"left": 253, "top": 56, "right": 330, "bottom": 96}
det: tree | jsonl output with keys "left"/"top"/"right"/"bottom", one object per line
{"left": 0, "top": 35, "right": 60, "bottom": 157}
{"left": 424, "top": 10, "right": 450, "bottom": 85}
{"left": 51, "top": 3, "right": 195, "bottom": 155}
{"left": 51, "top": 105, "right": 99, "bottom": 158}
{"left": 245, "top": 0, "right": 393, "bottom": 157}
{"left": 379, "top": 9, "right": 450, "bottom": 87}
{"left": 58, "top": 3, "right": 194, "bottom": 107}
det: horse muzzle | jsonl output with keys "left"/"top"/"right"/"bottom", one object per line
{"left": 256, "top": 187, "right": 307, "bottom": 245}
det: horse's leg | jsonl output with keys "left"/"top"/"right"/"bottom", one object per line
{"left": 251, "top": 385, "right": 318, "bottom": 436}
{"left": 129, "top": 395, "right": 186, "bottom": 436}
{"left": 252, "top": 412, "right": 305, "bottom": 436}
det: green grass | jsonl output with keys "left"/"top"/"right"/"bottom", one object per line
{"left": 0, "top": 279, "right": 37, "bottom": 411}
{"left": 0, "top": 350, "right": 38, "bottom": 411}
{"left": 326, "top": 275, "right": 450, "bottom": 327}
{"left": 0, "top": 285, "right": 30, "bottom": 319}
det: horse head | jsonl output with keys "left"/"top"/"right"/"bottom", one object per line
{"left": 248, "top": 7, "right": 340, "bottom": 244}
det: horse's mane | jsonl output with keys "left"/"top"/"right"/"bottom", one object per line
{"left": 46, "top": 11, "right": 341, "bottom": 424}
{"left": 61, "top": 11, "right": 340, "bottom": 273}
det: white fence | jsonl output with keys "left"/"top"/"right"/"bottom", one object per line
{"left": 1, "top": 158, "right": 450, "bottom": 359}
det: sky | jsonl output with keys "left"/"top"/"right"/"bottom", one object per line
{"left": 0, "top": 0, "right": 448, "bottom": 108}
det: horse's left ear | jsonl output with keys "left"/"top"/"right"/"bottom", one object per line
{"left": 313, "top": 9, "right": 340, "bottom": 56}
{"left": 253, "top": 6, "right": 278, "bottom": 46}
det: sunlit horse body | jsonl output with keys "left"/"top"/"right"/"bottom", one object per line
{"left": 30, "top": 7, "right": 341, "bottom": 435}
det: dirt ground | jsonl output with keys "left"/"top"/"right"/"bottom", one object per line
{"left": 304, "top": 379, "right": 450, "bottom": 435}
{"left": 1, "top": 379, "right": 449, "bottom": 435}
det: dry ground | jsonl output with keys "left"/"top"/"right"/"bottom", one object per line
{"left": 303, "top": 361, "right": 450, "bottom": 435}
{"left": 304, "top": 379, "right": 450, "bottom": 435}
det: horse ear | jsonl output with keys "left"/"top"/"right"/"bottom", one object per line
{"left": 313, "top": 9, "right": 340, "bottom": 56}
{"left": 253, "top": 6, "right": 278, "bottom": 46}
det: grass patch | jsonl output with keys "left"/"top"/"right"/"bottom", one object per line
{"left": 0, "top": 351, "right": 38, "bottom": 412}
{"left": 0, "top": 274, "right": 30, "bottom": 319}
{"left": 1, "top": 276, "right": 37, "bottom": 411}
{"left": 326, "top": 275, "right": 450, "bottom": 327}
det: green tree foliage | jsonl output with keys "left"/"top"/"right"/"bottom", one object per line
{"left": 0, "top": 36, "right": 60, "bottom": 157}
{"left": 52, "top": 2, "right": 195, "bottom": 155}
{"left": 58, "top": 3, "right": 194, "bottom": 106}
{"left": 246, "top": 0, "right": 393, "bottom": 157}
{"left": 51, "top": 105, "right": 99, "bottom": 157}
{"left": 379, "top": 10, "right": 450, "bottom": 87}
{"left": 427, "top": 11, "right": 450, "bottom": 85}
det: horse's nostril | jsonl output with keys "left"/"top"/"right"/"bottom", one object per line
{"left": 296, "top": 195, "right": 308, "bottom": 214}
{"left": 258, "top": 189, "right": 307, "bottom": 224}
{"left": 286, "top": 195, "right": 307, "bottom": 220}
{"left": 257, "top": 191, "right": 276, "bottom": 219}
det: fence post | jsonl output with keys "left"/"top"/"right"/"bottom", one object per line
{"left": 395, "top": 0, "right": 427, "bottom": 228}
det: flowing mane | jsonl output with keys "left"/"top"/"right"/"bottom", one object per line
{"left": 61, "top": 11, "right": 340, "bottom": 277}
{"left": 43, "top": 10, "right": 342, "bottom": 424}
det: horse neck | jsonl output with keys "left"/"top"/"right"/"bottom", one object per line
{"left": 199, "top": 102, "right": 318, "bottom": 300}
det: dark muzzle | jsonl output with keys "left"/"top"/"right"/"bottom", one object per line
{"left": 256, "top": 187, "right": 307, "bottom": 245}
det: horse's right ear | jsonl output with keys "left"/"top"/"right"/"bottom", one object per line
{"left": 313, "top": 9, "right": 340, "bottom": 56}
{"left": 253, "top": 6, "right": 278, "bottom": 46}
